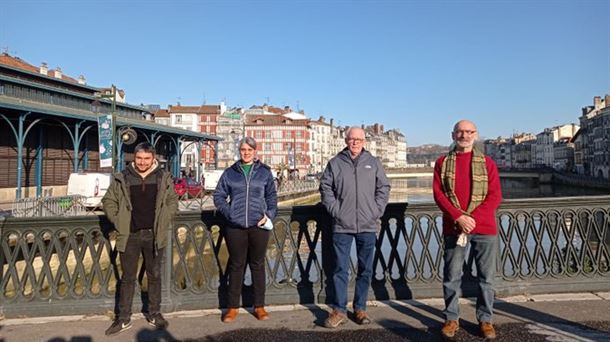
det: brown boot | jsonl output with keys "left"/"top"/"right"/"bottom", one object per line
{"left": 324, "top": 309, "right": 347, "bottom": 328}
{"left": 254, "top": 307, "right": 270, "bottom": 321}
{"left": 441, "top": 320, "right": 459, "bottom": 338}
{"left": 480, "top": 321, "right": 496, "bottom": 339}
{"left": 353, "top": 310, "right": 371, "bottom": 325}
{"left": 222, "top": 308, "right": 239, "bottom": 323}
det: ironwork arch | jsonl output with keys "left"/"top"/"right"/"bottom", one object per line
{"left": 0, "top": 111, "right": 44, "bottom": 199}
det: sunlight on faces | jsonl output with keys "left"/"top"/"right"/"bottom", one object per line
{"left": 240, "top": 143, "right": 256, "bottom": 164}
{"left": 345, "top": 127, "right": 366, "bottom": 157}
{"left": 451, "top": 120, "right": 478, "bottom": 152}
{"left": 134, "top": 151, "right": 155, "bottom": 173}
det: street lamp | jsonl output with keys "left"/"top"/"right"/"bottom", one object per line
{"left": 230, "top": 128, "right": 242, "bottom": 161}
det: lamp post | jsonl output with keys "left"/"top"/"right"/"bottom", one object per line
{"left": 230, "top": 128, "right": 242, "bottom": 161}
{"left": 110, "top": 85, "right": 117, "bottom": 171}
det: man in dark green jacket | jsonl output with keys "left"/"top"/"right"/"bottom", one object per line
{"left": 102, "top": 142, "right": 178, "bottom": 336}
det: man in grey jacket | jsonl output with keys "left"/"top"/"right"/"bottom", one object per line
{"left": 319, "top": 127, "right": 391, "bottom": 328}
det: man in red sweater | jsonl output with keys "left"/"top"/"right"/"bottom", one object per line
{"left": 433, "top": 120, "right": 502, "bottom": 340}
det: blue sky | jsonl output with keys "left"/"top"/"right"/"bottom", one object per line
{"left": 2, "top": 0, "right": 609, "bottom": 146}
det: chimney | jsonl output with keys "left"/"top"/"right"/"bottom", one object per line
{"left": 39, "top": 62, "right": 48, "bottom": 76}
{"left": 594, "top": 96, "right": 602, "bottom": 109}
{"left": 54, "top": 67, "right": 62, "bottom": 79}
{"left": 78, "top": 75, "right": 86, "bottom": 85}
{"left": 330, "top": 118, "right": 334, "bottom": 127}
{"left": 319, "top": 116, "right": 325, "bottom": 122}
{"left": 605, "top": 94, "right": 610, "bottom": 108}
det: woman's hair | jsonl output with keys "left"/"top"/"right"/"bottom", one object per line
{"left": 239, "top": 136, "right": 257, "bottom": 150}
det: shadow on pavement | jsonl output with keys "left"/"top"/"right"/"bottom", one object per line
{"left": 47, "top": 337, "right": 92, "bottom": 342}
{"left": 136, "top": 327, "right": 180, "bottom": 342}
{"left": 493, "top": 299, "right": 610, "bottom": 340}
{"left": 197, "top": 327, "right": 437, "bottom": 342}
{"left": 302, "top": 304, "right": 331, "bottom": 327}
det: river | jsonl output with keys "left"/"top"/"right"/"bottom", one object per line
{"left": 296, "top": 176, "right": 609, "bottom": 205}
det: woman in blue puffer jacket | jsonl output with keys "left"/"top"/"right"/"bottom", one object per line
{"left": 213, "top": 136, "right": 277, "bottom": 323}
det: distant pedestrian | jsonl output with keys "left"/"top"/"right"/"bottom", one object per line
{"left": 102, "top": 142, "right": 178, "bottom": 336}
{"left": 319, "top": 127, "right": 391, "bottom": 328}
{"left": 213, "top": 137, "right": 278, "bottom": 323}
{"left": 433, "top": 120, "right": 502, "bottom": 340}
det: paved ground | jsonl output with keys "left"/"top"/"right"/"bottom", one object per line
{"left": 2, "top": 292, "right": 610, "bottom": 342}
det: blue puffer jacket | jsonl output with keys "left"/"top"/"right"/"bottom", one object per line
{"left": 213, "top": 160, "right": 278, "bottom": 228}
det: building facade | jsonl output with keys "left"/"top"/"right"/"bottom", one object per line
{"left": 0, "top": 53, "right": 217, "bottom": 199}
{"left": 579, "top": 95, "right": 610, "bottom": 179}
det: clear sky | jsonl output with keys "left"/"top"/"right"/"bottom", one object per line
{"left": 2, "top": 0, "right": 609, "bottom": 146}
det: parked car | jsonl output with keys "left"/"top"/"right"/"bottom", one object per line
{"left": 174, "top": 177, "right": 204, "bottom": 198}
{"left": 305, "top": 172, "right": 322, "bottom": 182}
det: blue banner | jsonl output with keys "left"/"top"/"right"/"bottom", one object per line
{"left": 97, "top": 114, "right": 113, "bottom": 168}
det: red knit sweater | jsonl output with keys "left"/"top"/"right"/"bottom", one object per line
{"left": 433, "top": 152, "right": 502, "bottom": 236}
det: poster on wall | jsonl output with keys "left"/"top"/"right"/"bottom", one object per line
{"left": 98, "top": 114, "right": 113, "bottom": 168}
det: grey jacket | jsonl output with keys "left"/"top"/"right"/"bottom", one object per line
{"left": 319, "top": 148, "right": 391, "bottom": 233}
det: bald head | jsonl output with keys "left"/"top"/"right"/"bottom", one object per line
{"left": 453, "top": 120, "right": 478, "bottom": 133}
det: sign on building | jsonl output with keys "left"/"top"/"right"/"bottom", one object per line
{"left": 98, "top": 114, "right": 113, "bottom": 168}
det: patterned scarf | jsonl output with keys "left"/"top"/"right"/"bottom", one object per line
{"left": 440, "top": 146, "right": 488, "bottom": 214}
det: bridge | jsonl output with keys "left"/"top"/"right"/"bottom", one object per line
{"left": 2, "top": 195, "right": 610, "bottom": 340}
{"left": 2, "top": 195, "right": 609, "bottom": 318}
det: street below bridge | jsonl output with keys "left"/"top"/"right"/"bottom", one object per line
{"left": 2, "top": 292, "right": 610, "bottom": 342}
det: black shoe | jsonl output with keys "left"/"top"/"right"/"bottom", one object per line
{"left": 105, "top": 319, "right": 132, "bottom": 336}
{"left": 146, "top": 313, "right": 169, "bottom": 329}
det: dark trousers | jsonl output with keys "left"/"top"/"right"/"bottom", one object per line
{"left": 224, "top": 227, "right": 271, "bottom": 308}
{"left": 118, "top": 229, "right": 164, "bottom": 320}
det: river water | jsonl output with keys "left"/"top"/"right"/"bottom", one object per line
{"left": 297, "top": 177, "right": 608, "bottom": 205}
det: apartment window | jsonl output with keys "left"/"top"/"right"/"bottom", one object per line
{"left": 271, "top": 156, "right": 284, "bottom": 165}
{"left": 256, "top": 131, "right": 263, "bottom": 139}
{"left": 175, "top": 115, "right": 182, "bottom": 123}
{"left": 272, "top": 130, "right": 282, "bottom": 139}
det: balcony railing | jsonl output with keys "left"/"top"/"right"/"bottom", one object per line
{"left": 1, "top": 196, "right": 609, "bottom": 317}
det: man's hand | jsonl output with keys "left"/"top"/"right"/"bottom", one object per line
{"left": 257, "top": 215, "right": 268, "bottom": 227}
{"left": 455, "top": 215, "right": 476, "bottom": 233}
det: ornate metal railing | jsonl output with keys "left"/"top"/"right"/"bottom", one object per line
{"left": 1, "top": 196, "right": 609, "bottom": 317}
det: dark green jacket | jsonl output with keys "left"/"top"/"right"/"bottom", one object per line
{"left": 102, "top": 165, "right": 178, "bottom": 252}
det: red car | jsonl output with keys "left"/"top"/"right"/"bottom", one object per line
{"left": 174, "top": 177, "right": 204, "bottom": 198}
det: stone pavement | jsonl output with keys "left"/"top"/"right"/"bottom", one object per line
{"left": 2, "top": 292, "right": 610, "bottom": 342}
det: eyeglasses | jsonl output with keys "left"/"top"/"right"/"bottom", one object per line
{"left": 454, "top": 130, "right": 477, "bottom": 135}
{"left": 347, "top": 138, "right": 365, "bottom": 143}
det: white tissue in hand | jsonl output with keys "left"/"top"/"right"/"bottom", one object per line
{"left": 457, "top": 233, "right": 468, "bottom": 247}
{"left": 260, "top": 219, "right": 273, "bottom": 230}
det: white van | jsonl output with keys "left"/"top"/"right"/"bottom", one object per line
{"left": 67, "top": 172, "right": 112, "bottom": 207}
{"left": 202, "top": 170, "right": 224, "bottom": 191}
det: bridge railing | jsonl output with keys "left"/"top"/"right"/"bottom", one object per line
{"left": 1, "top": 196, "right": 609, "bottom": 317}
